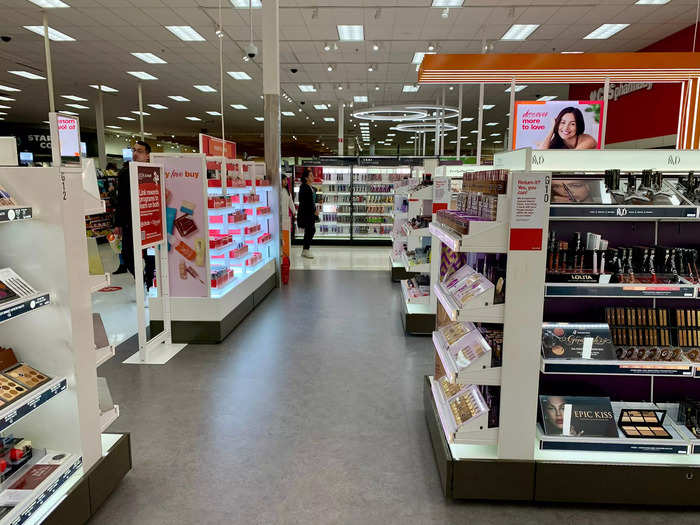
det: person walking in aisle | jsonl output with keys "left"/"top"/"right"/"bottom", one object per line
{"left": 280, "top": 174, "right": 295, "bottom": 257}
{"left": 297, "top": 168, "right": 317, "bottom": 259}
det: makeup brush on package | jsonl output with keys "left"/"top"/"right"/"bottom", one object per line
{"left": 599, "top": 239, "right": 609, "bottom": 274}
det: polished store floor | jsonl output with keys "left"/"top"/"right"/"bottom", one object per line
{"left": 290, "top": 245, "right": 391, "bottom": 271}
{"left": 92, "top": 271, "right": 700, "bottom": 525}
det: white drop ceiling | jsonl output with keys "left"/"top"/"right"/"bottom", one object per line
{"left": 0, "top": 0, "right": 695, "bottom": 155}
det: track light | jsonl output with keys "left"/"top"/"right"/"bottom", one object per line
{"left": 441, "top": 8, "right": 449, "bottom": 18}
{"left": 372, "top": 42, "right": 379, "bottom": 51}
{"left": 337, "top": 84, "right": 343, "bottom": 90}
{"left": 323, "top": 42, "right": 330, "bottom": 51}
{"left": 367, "top": 64, "right": 374, "bottom": 72}
{"left": 375, "top": 85, "right": 380, "bottom": 91}
{"left": 427, "top": 42, "right": 435, "bottom": 51}
{"left": 242, "top": 55, "right": 250, "bottom": 62}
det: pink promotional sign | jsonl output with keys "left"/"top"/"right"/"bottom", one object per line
{"left": 162, "top": 156, "right": 208, "bottom": 297}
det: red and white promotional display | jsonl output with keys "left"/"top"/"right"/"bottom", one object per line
{"left": 48, "top": 112, "right": 82, "bottom": 166}
{"left": 509, "top": 174, "right": 549, "bottom": 251}
{"left": 512, "top": 101, "right": 604, "bottom": 151}
{"left": 124, "top": 162, "right": 186, "bottom": 365}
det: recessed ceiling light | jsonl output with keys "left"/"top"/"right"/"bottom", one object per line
{"left": 298, "top": 84, "right": 316, "bottom": 92}
{"left": 412, "top": 51, "right": 436, "bottom": 65}
{"left": 337, "top": 84, "right": 343, "bottom": 91}
{"left": 254, "top": 116, "right": 264, "bottom": 121}
{"left": 461, "top": 117, "right": 474, "bottom": 122}
{"left": 324, "top": 117, "right": 335, "bottom": 122}
{"left": 490, "top": 133, "right": 500, "bottom": 136}
{"left": 387, "top": 133, "right": 395, "bottom": 136}
{"left": 206, "top": 111, "right": 222, "bottom": 116}
{"left": 23, "top": 26, "right": 75, "bottom": 41}
{"left": 403, "top": 85, "right": 420, "bottom": 93}
{"left": 61, "top": 95, "right": 87, "bottom": 102}
{"left": 537, "top": 96, "right": 558, "bottom": 101}
{"left": 61, "top": 110, "right": 79, "bottom": 115}
{"left": 482, "top": 104, "right": 495, "bottom": 110}
{"left": 337, "top": 25, "right": 364, "bottom": 41}
{"left": 131, "top": 52, "right": 166, "bottom": 64}
{"left": 106, "top": 125, "right": 121, "bottom": 129}
{"left": 8, "top": 70, "right": 45, "bottom": 80}
{"left": 354, "top": 96, "right": 368, "bottom": 102}
{"left": 323, "top": 42, "right": 331, "bottom": 51}
{"left": 0, "top": 85, "right": 20, "bottom": 93}
{"left": 231, "top": 104, "right": 247, "bottom": 109}
{"left": 117, "top": 116, "right": 136, "bottom": 121}
{"left": 186, "top": 116, "right": 202, "bottom": 121}
{"left": 494, "top": 141, "right": 503, "bottom": 144}
{"left": 127, "top": 71, "right": 158, "bottom": 80}
{"left": 90, "top": 84, "right": 118, "bottom": 92}
{"left": 281, "top": 111, "right": 295, "bottom": 116}
{"left": 501, "top": 24, "right": 539, "bottom": 41}
{"left": 635, "top": 0, "right": 669, "bottom": 4}
{"left": 0, "top": 96, "right": 14, "bottom": 101}
{"left": 194, "top": 85, "right": 216, "bottom": 92}
{"left": 584, "top": 24, "right": 629, "bottom": 39}
{"left": 166, "top": 26, "right": 206, "bottom": 41}
{"left": 27, "top": 0, "right": 70, "bottom": 7}
{"left": 227, "top": 71, "right": 252, "bottom": 80}
{"left": 327, "top": 64, "right": 334, "bottom": 72}
{"left": 431, "top": 0, "right": 463, "bottom": 6}
{"left": 148, "top": 104, "right": 168, "bottom": 110}
{"left": 65, "top": 103, "right": 89, "bottom": 109}
{"left": 372, "top": 42, "right": 380, "bottom": 51}
{"left": 485, "top": 122, "right": 498, "bottom": 126}
{"left": 169, "top": 95, "right": 190, "bottom": 102}
{"left": 470, "top": 130, "right": 478, "bottom": 134}
{"left": 505, "top": 84, "right": 527, "bottom": 93}
{"left": 314, "top": 104, "right": 328, "bottom": 110}
{"left": 131, "top": 110, "right": 150, "bottom": 116}
{"left": 561, "top": 51, "right": 584, "bottom": 54}
{"left": 230, "top": 0, "right": 262, "bottom": 7}
{"left": 0, "top": 105, "right": 11, "bottom": 109}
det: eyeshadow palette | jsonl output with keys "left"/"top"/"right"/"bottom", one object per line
{"left": 618, "top": 409, "right": 671, "bottom": 439}
{"left": 449, "top": 388, "right": 484, "bottom": 425}
{"left": 4, "top": 364, "right": 50, "bottom": 389}
{"left": 438, "top": 376, "right": 462, "bottom": 400}
{"left": 0, "top": 376, "right": 27, "bottom": 405}
{"left": 615, "top": 346, "right": 685, "bottom": 362}
{"left": 439, "top": 322, "right": 472, "bottom": 347}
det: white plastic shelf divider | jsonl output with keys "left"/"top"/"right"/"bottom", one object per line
{"left": 89, "top": 273, "right": 110, "bottom": 294}
{"left": 541, "top": 356, "right": 694, "bottom": 377}
{"left": 433, "top": 331, "right": 502, "bottom": 385}
{"left": 100, "top": 405, "right": 120, "bottom": 432}
{"left": 428, "top": 221, "right": 508, "bottom": 253}
{"left": 0, "top": 293, "right": 51, "bottom": 325}
{"left": 0, "top": 206, "right": 32, "bottom": 223}
{"left": 93, "top": 313, "right": 114, "bottom": 368}
{"left": 0, "top": 377, "right": 67, "bottom": 432}
{"left": 434, "top": 282, "right": 505, "bottom": 323}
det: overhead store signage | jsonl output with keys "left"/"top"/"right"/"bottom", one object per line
{"left": 199, "top": 134, "right": 236, "bottom": 159}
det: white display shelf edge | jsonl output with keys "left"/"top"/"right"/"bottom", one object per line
{"left": 429, "top": 221, "right": 508, "bottom": 253}
{"left": 433, "top": 282, "right": 505, "bottom": 323}
{"left": 433, "top": 331, "right": 501, "bottom": 386}
{"left": 99, "top": 405, "right": 120, "bottom": 433}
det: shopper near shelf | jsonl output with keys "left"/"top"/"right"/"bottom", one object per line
{"left": 280, "top": 174, "right": 295, "bottom": 258}
{"left": 114, "top": 141, "right": 156, "bottom": 287}
{"left": 297, "top": 168, "right": 318, "bottom": 259}
{"left": 538, "top": 107, "right": 597, "bottom": 150}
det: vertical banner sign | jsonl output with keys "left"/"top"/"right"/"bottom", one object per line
{"left": 162, "top": 156, "right": 208, "bottom": 298}
{"left": 432, "top": 176, "right": 450, "bottom": 214}
{"left": 137, "top": 165, "right": 164, "bottom": 248}
{"left": 57, "top": 115, "right": 80, "bottom": 158}
{"left": 509, "top": 174, "right": 548, "bottom": 251}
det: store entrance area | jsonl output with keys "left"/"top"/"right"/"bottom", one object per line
{"left": 91, "top": 270, "right": 698, "bottom": 524}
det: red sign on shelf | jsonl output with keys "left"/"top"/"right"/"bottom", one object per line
{"left": 509, "top": 174, "right": 548, "bottom": 251}
{"left": 137, "top": 165, "right": 164, "bottom": 248}
{"left": 200, "top": 134, "right": 236, "bottom": 159}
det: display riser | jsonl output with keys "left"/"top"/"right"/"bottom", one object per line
{"left": 150, "top": 273, "right": 276, "bottom": 343}
{"left": 401, "top": 301, "right": 435, "bottom": 336}
{"left": 391, "top": 265, "right": 419, "bottom": 282}
{"left": 42, "top": 433, "right": 131, "bottom": 525}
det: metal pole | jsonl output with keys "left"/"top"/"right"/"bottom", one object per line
{"left": 476, "top": 83, "right": 484, "bottom": 164}
{"left": 508, "top": 79, "right": 516, "bottom": 150}
{"left": 138, "top": 82, "right": 145, "bottom": 140}
{"left": 42, "top": 13, "right": 55, "bottom": 113}
{"left": 434, "top": 95, "right": 439, "bottom": 155}
{"left": 441, "top": 87, "right": 446, "bottom": 156}
{"left": 338, "top": 103, "right": 344, "bottom": 155}
{"left": 456, "top": 85, "right": 462, "bottom": 158}
{"left": 95, "top": 89, "right": 106, "bottom": 168}
{"left": 601, "top": 78, "right": 610, "bottom": 149}
{"left": 422, "top": 131, "right": 426, "bottom": 156}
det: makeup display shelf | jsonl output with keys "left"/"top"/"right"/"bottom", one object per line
{"left": 0, "top": 165, "right": 131, "bottom": 524}
{"left": 425, "top": 148, "right": 700, "bottom": 506}
{"left": 390, "top": 176, "right": 420, "bottom": 282}
{"left": 149, "top": 155, "right": 278, "bottom": 344}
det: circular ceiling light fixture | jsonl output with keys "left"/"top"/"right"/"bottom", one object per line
{"left": 392, "top": 121, "right": 457, "bottom": 134}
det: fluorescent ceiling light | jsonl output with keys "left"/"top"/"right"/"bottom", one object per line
{"left": 314, "top": 104, "right": 328, "bottom": 110}
{"left": 27, "top": 0, "right": 70, "bottom": 7}
{"left": 131, "top": 52, "right": 166, "bottom": 64}
{"left": 501, "top": 24, "right": 539, "bottom": 41}
{"left": 281, "top": 111, "right": 295, "bottom": 116}
{"left": 131, "top": 110, "right": 150, "bottom": 116}
{"left": 127, "top": 71, "right": 158, "bottom": 80}
{"left": 462, "top": 117, "right": 473, "bottom": 122}
{"left": 148, "top": 104, "right": 168, "bottom": 110}
{"left": 635, "top": 0, "right": 669, "bottom": 4}
{"left": 186, "top": 116, "right": 202, "bottom": 121}
{"left": 485, "top": 122, "right": 498, "bottom": 126}
{"left": 230, "top": 0, "right": 261, "bottom": 7}
{"left": 24, "top": 25, "right": 75, "bottom": 41}
{"left": 61, "top": 95, "right": 87, "bottom": 101}
{"left": 194, "top": 85, "right": 216, "bottom": 92}
{"left": 8, "top": 70, "right": 45, "bottom": 80}
{"left": 298, "top": 84, "right": 316, "bottom": 92}
{"left": 0, "top": 85, "right": 20, "bottom": 92}
{"left": 254, "top": 117, "right": 264, "bottom": 121}
{"left": 166, "top": 26, "right": 205, "bottom": 41}
{"left": 0, "top": 96, "right": 14, "bottom": 101}
{"left": 402, "top": 85, "right": 420, "bottom": 93}
{"left": 561, "top": 51, "right": 584, "bottom": 54}
{"left": 323, "top": 117, "right": 336, "bottom": 122}
{"left": 470, "top": 130, "right": 478, "bottom": 134}
{"left": 412, "top": 51, "right": 435, "bottom": 65}
{"left": 206, "top": 111, "right": 222, "bottom": 116}
{"left": 505, "top": 84, "right": 527, "bottom": 93}
{"left": 0, "top": 105, "right": 10, "bottom": 109}
{"left": 494, "top": 141, "right": 503, "bottom": 144}
{"left": 337, "top": 25, "right": 364, "bottom": 42}
{"left": 431, "top": 0, "right": 463, "bottom": 6}
{"left": 483, "top": 104, "right": 495, "bottom": 110}
{"left": 106, "top": 125, "right": 121, "bottom": 129}
{"left": 61, "top": 111, "right": 79, "bottom": 116}
{"left": 90, "top": 84, "right": 118, "bottom": 92}
{"left": 537, "top": 95, "right": 558, "bottom": 101}
{"left": 354, "top": 96, "right": 368, "bottom": 103}
{"left": 231, "top": 104, "right": 247, "bottom": 109}
{"left": 490, "top": 133, "right": 501, "bottom": 136}
{"left": 65, "top": 103, "right": 89, "bottom": 109}
{"left": 117, "top": 116, "right": 136, "bottom": 121}
{"left": 169, "top": 95, "right": 190, "bottom": 102}
{"left": 227, "top": 71, "right": 252, "bottom": 80}
{"left": 584, "top": 24, "right": 629, "bottom": 39}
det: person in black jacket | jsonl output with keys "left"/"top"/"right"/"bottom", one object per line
{"left": 297, "top": 168, "right": 317, "bottom": 259}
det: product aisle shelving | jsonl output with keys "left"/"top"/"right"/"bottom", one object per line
{"left": 425, "top": 148, "right": 700, "bottom": 505}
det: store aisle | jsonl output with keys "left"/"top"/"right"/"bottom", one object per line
{"left": 290, "top": 245, "right": 391, "bottom": 270}
{"left": 92, "top": 271, "right": 700, "bottom": 525}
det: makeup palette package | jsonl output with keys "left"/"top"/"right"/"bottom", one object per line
{"left": 541, "top": 323, "right": 615, "bottom": 360}
{"left": 539, "top": 395, "right": 618, "bottom": 437}
{"left": 618, "top": 409, "right": 671, "bottom": 439}
{"left": 438, "top": 321, "right": 492, "bottom": 371}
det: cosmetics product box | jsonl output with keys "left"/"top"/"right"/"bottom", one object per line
{"left": 541, "top": 323, "right": 615, "bottom": 360}
{"left": 539, "top": 395, "right": 618, "bottom": 437}
{"left": 618, "top": 408, "right": 671, "bottom": 439}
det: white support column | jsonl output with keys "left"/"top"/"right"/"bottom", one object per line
{"left": 95, "top": 89, "right": 106, "bottom": 169}
{"left": 601, "top": 78, "right": 610, "bottom": 149}
{"left": 338, "top": 103, "right": 344, "bottom": 155}
{"left": 476, "top": 83, "right": 484, "bottom": 164}
{"left": 434, "top": 95, "right": 440, "bottom": 155}
{"left": 441, "top": 87, "right": 446, "bottom": 156}
{"left": 507, "top": 79, "right": 516, "bottom": 150}
{"left": 138, "top": 82, "right": 145, "bottom": 140}
{"left": 42, "top": 13, "right": 55, "bottom": 113}
{"left": 423, "top": 132, "right": 426, "bottom": 156}
{"left": 456, "top": 85, "right": 462, "bottom": 158}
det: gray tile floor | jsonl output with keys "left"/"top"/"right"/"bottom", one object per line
{"left": 92, "top": 270, "right": 700, "bottom": 524}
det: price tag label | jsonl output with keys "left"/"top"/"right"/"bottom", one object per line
{"left": 581, "top": 337, "right": 594, "bottom": 360}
